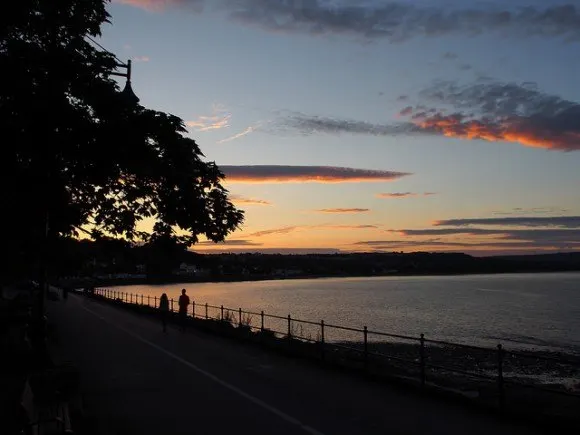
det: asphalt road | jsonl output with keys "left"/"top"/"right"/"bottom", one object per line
{"left": 47, "top": 294, "right": 546, "bottom": 435}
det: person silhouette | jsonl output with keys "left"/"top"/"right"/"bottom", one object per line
{"left": 159, "top": 293, "right": 169, "bottom": 333}
{"left": 178, "top": 289, "right": 190, "bottom": 331}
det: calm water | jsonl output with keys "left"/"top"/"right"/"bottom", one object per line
{"left": 111, "top": 272, "right": 580, "bottom": 352}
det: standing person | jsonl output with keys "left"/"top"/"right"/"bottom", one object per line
{"left": 159, "top": 293, "right": 170, "bottom": 333}
{"left": 178, "top": 288, "right": 190, "bottom": 331}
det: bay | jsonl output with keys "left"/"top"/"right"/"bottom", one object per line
{"left": 111, "top": 272, "right": 580, "bottom": 352}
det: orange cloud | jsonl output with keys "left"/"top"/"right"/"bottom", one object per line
{"left": 249, "top": 224, "right": 379, "bottom": 238}
{"left": 400, "top": 82, "right": 580, "bottom": 152}
{"left": 186, "top": 104, "right": 230, "bottom": 132}
{"left": 315, "top": 208, "right": 370, "bottom": 214}
{"left": 230, "top": 195, "right": 272, "bottom": 206}
{"left": 186, "top": 114, "right": 230, "bottom": 132}
{"left": 376, "top": 192, "right": 436, "bottom": 198}
{"left": 412, "top": 113, "right": 580, "bottom": 151}
{"left": 376, "top": 192, "right": 417, "bottom": 198}
{"left": 221, "top": 165, "right": 410, "bottom": 184}
{"left": 330, "top": 225, "right": 378, "bottom": 229}
{"left": 249, "top": 226, "right": 299, "bottom": 237}
{"left": 115, "top": 0, "right": 199, "bottom": 12}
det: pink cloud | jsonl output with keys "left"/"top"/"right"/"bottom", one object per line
{"left": 132, "top": 56, "right": 150, "bottom": 62}
{"left": 221, "top": 166, "right": 410, "bottom": 184}
{"left": 315, "top": 208, "right": 370, "bottom": 214}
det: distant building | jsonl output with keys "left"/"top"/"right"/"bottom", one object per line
{"left": 177, "top": 262, "right": 198, "bottom": 276}
{"left": 175, "top": 263, "right": 211, "bottom": 277}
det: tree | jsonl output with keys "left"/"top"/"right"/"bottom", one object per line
{"left": 0, "top": 0, "right": 244, "bottom": 283}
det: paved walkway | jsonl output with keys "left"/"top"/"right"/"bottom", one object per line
{"left": 48, "top": 294, "right": 546, "bottom": 435}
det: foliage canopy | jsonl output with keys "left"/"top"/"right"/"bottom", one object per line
{"left": 1, "top": 1, "right": 243, "bottom": 279}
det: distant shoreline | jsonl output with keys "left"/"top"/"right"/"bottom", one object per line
{"left": 59, "top": 269, "right": 580, "bottom": 289}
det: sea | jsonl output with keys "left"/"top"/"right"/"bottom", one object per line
{"left": 110, "top": 272, "right": 580, "bottom": 353}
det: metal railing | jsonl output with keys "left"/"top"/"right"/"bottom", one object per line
{"left": 91, "top": 288, "right": 580, "bottom": 414}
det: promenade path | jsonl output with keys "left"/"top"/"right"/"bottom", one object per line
{"left": 48, "top": 294, "right": 547, "bottom": 435}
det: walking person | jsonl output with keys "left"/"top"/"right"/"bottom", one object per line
{"left": 159, "top": 293, "right": 170, "bottom": 333}
{"left": 178, "top": 288, "right": 190, "bottom": 332}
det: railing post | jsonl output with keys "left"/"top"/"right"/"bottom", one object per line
{"left": 141, "top": 294, "right": 144, "bottom": 305}
{"left": 171, "top": 298, "right": 174, "bottom": 312}
{"left": 154, "top": 296, "right": 157, "bottom": 308}
{"left": 420, "top": 333, "right": 426, "bottom": 388}
{"left": 205, "top": 303, "right": 208, "bottom": 319}
{"left": 287, "top": 314, "right": 291, "bottom": 339}
{"left": 238, "top": 308, "right": 242, "bottom": 327}
{"left": 148, "top": 295, "right": 150, "bottom": 307}
{"left": 320, "top": 320, "right": 325, "bottom": 361}
{"left": 363, "top": 326, "right": 369, "bottom": 371}
{"left": 260, "top": 311, "right": 264, "bottom": 332}
{"left": 192, "top": 301, "right": 195, "bottom": 318}
{"left": 221, "top": 305, "right": 224, "bottom": 321}
{"left": 497, "top": 344, "right": 505, "bottom": 411}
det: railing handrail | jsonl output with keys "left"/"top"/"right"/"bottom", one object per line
{"left": 91, "top": 287, "right": 580, "bottom": 404}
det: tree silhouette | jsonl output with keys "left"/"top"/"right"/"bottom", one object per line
{"left": 1, "top": 0, "right": 244, "bottom": 282}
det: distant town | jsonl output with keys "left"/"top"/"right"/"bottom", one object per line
{"left": 54, "top": 239, "right": 580, "bottom": 288}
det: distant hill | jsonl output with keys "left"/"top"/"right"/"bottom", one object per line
{"left": 46, "top": 238, "right": 580, "bottom": 286}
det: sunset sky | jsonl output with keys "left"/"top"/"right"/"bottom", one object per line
{"left": 103, "top": 0, "right": 580, "bottom": 255}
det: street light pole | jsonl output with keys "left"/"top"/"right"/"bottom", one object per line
{"left": 111, "top": 59, "right": 139, "bottom": 104}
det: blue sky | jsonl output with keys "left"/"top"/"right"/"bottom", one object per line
{"left": 100, "top": 0, "right": 580, "bottom": 255}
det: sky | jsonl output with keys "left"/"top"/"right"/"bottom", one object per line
{"left": 102, "top": 0, "right": 580, "bottom": 256}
